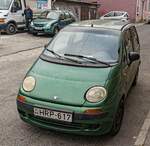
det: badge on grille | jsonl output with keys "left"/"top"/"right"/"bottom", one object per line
{"left": 54, "top": 96, "right": 58, "bottom": 100}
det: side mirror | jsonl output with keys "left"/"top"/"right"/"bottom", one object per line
{"left": 129, "top": 52, "right": 140, "bottom": 63}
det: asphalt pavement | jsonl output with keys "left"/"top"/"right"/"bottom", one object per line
{"left": 0, "top": 25, "right": 150, "bottom": 146}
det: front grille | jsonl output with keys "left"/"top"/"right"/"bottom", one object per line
{"left": 34, "top": 23, "right": 44, "bottom": 27}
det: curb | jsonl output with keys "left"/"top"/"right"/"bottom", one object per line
{"left": 134, "top": 110, "right": 150, "bottom": 146}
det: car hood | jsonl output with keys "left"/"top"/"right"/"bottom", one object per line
{"left": 20, "top": 59, "right": 111, "bottom": 106}
{"left": 33, "top": 18, "right": 57, "bottom": 25}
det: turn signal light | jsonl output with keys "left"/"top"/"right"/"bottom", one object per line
{"left": 84, "top": 109, "right": 104, "bottom": 115}
{"left": 17, "top": 95, "right": 26, "bottom": 103}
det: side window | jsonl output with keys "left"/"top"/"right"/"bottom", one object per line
{"left": 13, "top": 0, "right": 22, "bottom": 11}
{"left": 114, "top": 12, "right": 122, "bottom": 16}
{"left": 124, "top": 30, "right": 133, "bottom": 52}
{"left": 123, "top": 30, "right": 134, "bottom": 63}
{"left": 130, "top": 26, "right": 140, "bottom": 51}
{"left": 104, "top": 12, "right": 114, "bottom": 17}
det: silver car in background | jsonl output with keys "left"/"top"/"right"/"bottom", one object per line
{"left": 100, "top": 11, "right": 129, "bottom": 22}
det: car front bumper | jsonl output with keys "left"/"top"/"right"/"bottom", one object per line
{"left": 17, "top": 95, "right": 114, "bottom": 135}
{"left": 30, "top": 26, "right": 53, "bottom": 34}
{"left": 0, "top": 23, "right": 7, "bottom": 31}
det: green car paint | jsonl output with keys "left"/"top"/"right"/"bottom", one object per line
{"left": 30, "top": 10, "right": 76, "bottom": 35}
{"left": 17, "top": 20, "right": 141, "bottom": 136}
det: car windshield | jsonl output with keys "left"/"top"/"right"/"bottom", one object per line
{"left": 0, "top": 0, "right": 12, "bottom": 10}
{"left": 45, "top": 28, "right": 121, "bottom": 64}
{"left": 39, "top": 11, "right": 59, "bottom": 20}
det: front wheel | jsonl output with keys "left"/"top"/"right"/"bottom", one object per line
{"left": 109, "top": 99, "right": 124, "bottom": 136}
{"left": 6, "top": 23, "right": 17, "bottom": 35}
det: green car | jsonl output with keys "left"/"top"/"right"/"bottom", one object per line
{"left": 17, "top": 20, "right": 141, "bottom": 136}
{"left": 30, "top": 10, "right": 76, "bottom": 36}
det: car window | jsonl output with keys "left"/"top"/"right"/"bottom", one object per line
{"left": 130, "top": 27, "right": 140, "bottom": 51}
{"left": 13, "top": 0, "right": 22, "bottom": 11}
{"left": 0, "top": 0, "right": 12, "bottom": 10}
{"left": 114, "top": 12, "right": 123, "bottom": 16}
{"left": 47, "top": 11, "right": 59, "bottom": 19}
{"left": 123, "top": 29, "right": 134, "bottom": 63}
{"left": 65, "top": 12, "right": 71, "bottom": 19}
{"left": 39, "top": 11, "right": 49, "bottom": 18}
{"left": 46, "top": 28, "right": 121, "bottom": 63}
{"left": 124, "top": 29, "right": 134, "bottom": 52}
{"left": 104, "top": 12, "right": 114, "bottom": 17}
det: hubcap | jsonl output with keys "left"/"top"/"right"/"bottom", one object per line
{"left": 9, "top": 25, "right": 16, "bottom": 33}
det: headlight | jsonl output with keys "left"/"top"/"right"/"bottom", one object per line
{"left": 45, "top": 23, "right": 50, "bottom": 28}
{"left": 23, "top": 76, "right": 36, "bottom": 92}
{"left": 86, "top": 86, "right": 107, "bottom": 103}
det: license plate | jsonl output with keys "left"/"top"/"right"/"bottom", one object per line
{"left": 34, "top": 27, "right": 43, "bottom": 30}
{"left": 33, "top": 107, "right": 73, "bottom": 122}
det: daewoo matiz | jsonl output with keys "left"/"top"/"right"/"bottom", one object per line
{"left": 17, "top": 20, "right": 141, "bottom": 136}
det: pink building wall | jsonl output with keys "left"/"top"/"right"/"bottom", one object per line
{"left": 98, "top": 0, "right": 137, "bottom": 22}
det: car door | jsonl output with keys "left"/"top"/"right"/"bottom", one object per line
{"left": 9, "top": 0, "right": 25, "bottom": 27}
{"left": 122, "top": 29, "right": 135, "bottom": 93}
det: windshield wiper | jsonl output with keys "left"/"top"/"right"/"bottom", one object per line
{"left": 46, "top": 49, "right": 82, "bottom": 64}
{"left": 47, "top": 49, "right": 62, "bottom": 58}
{"left": 64, "top": 54, "right": 111, "bottom": 67}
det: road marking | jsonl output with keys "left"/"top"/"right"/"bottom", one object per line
{"left": 0, "top": 35, "right": 16, "bottom": 40}
{"left": 0, "top": 46, "right": 43, "bottom": 58}
{"left": 134, "top": 110, "right": 150, "bottom": 146}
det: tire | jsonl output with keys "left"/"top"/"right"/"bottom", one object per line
{"left": 132, "top": 68, "right": 139, "bottom": 86}
{"left": 109, "top": 99, "right": 124, "bottom": 136}
{"left": 32, "top": 32, "right": 38, "bottom": 36}
{"left": 6, "top": 23, "right": 17, "bottom": 35}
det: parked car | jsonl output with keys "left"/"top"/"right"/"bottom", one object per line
{"left": 0, "top": 0, "right": 26, "bottom": 34}
{"left": 146, "top": 15, "right": 150, "bottom": 24}
{"left": 17, "top": 20, "right": 140, "bottom": 136}
{"left": 100, "top": 11, "right": 129, "bottom": 22}
{"left": 29, "top": 10, "right": 76, "bottom": 36}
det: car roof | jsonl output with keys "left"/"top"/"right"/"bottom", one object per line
{"left": 70, "top": 19, "right": 134, "bottom": 31}
{"left": 107, "top": 11, "right": 128, "bottom": 14}
{"left": 42, "top": 9, "right": 71, "bottom": 13}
